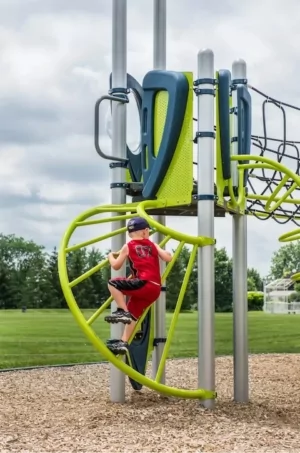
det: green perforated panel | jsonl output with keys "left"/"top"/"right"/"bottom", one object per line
{"left": 155, "top": 72, "right": 193, "bottom": 206}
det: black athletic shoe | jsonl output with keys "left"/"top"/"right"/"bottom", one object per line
{"left": 107, "top": 340, "right": 128, "bottom": 355}
{"left": 106, "top": 338, "right": 120, "bottom": 344}
{"left": 104, "top": 309, "right": 132, "bottom": 324}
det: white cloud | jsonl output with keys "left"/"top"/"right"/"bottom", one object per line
{"left": 1, "top": 0, "right": 300, "bottom": 280}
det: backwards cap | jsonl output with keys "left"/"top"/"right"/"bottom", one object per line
{"left": 127, "top": 217, "right": 150, "bottom": 232}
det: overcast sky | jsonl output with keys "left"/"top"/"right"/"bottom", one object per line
{"left": 1, "top": 0, "right": 300, "bottom": 278}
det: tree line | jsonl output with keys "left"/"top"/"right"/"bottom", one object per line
{"left": 0, "top": 233, "right": 265, "bottom": 312}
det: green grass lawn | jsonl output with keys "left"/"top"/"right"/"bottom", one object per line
{"left": 0, "top": 309, "right": 300, "bottom": 369}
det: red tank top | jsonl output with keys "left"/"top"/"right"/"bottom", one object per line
{"left": 127, "top": 239, "right": 161, "bottom": 284}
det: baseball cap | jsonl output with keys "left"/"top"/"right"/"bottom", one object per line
{"left": 127, "top": 217, "right": 150, "bottom": 232}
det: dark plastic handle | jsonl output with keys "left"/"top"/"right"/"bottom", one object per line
{"left": 94, "top": 94, "right": 129, "bottom": 162}
{"left": 218, "top": 69, "right": 231, "bottom": 180}
{"left": 237, "top": 85, "right": 252, "bottom": 186}
{"left": 237, "top": 85, "right": 252, "bottom": 156}
{"left": 109, "top": 73, "right": 144, "bottom": 182}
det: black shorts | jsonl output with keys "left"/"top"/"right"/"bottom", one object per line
{"left": 109, "top": 278, "right": 147, "bottom": 292}
{"left": 108, "top": 277, "right": 161, "bottom": 318}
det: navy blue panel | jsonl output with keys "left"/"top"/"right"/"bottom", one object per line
{"left": 109, "top": 73, "right": 144, "bottom": 182}
{"left": 237, "top": 85, "right": 252, "bottom": 186}
{"left": 126, "top": 308, "right": 152, "bottom": 391}
{"left": 218, "top": 69, "right": 231, "bottom": 180}
{"left": 141, "top": 70, "right": 189, "bottom": 200}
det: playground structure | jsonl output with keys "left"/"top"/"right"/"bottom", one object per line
{"left": 57, "top": 0, "right": 300, "bottom": 409}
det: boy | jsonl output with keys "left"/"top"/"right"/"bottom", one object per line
{"left": 104, "top": 216, "right": 173, "bottom": 355}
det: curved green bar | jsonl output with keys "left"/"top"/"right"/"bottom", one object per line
{"left": 247, "top": 193, "right": 300, "bottom": 206}
{"left": 291, "top": 272, "right": 300, "bottom": 282}
{"left": 232, "top": 155, "right": 300, "bottom": 258}
{"left": 231, "top": 154, "right": 300, "bottom": 184}
{"left": 137, "top": 200, "right": 216, "bottom": 246}
{"left": 279, "top": 228, "right": 300, "bottom": 243}
{"left": 231, "top": 155, "right": 300, "bottom": 214}
{"left": 155, "top": 244, "right": 198, "bottom": 383}
{"left": 230, "top": 157, "right": 299, "bottom": 213}
{"left": 58, "top": 202, "right": 217, "bottom": 400}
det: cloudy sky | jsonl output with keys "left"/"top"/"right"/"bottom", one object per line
{"left": 1, "top": 0, "right": 300, "bottom": 279}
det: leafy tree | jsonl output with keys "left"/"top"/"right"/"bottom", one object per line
{"left": 288, "top": 292, "right": 300, "bottom": 302}
{"left": 21, "top": 268, "right": 43, "bottom": 308}
{"left": 288, "top": 282, "right": 300, "bottom": 302}
{"left": 247, "top": 276, "right": 256, "bottom": 291}
{"left": 294, "top": 283, "right": 300, "bottom": 292}
{"left": 270, "top": 241, "right": 300, "bottom": 279}
{"left": 40, "top": 247, "right": 66, "bottom": 308}
{"left": 0, "top": 232, "right": 264, "bottom": 313}
{"left": 67, "top": 249, "right": 88, "bottom": 308}
{"left": 166, "top": 251, "right": 185, "bottom": 311}
{"left": 165, "top": 245, "right": 196, "bottom": 311}
{"left": 179, "top": 246, "right": 196, "bottom": 311}
{"left": 0, "top": 263, "right": 17, "bottom": 309}
{"left": 87, "top": 247, "right": 108, "bottom": 306}
{"left": 214, "top": 248, "right": 233, "bottom": 312}
{"left": 247, "top": 267, "right": 263, "bottom": 291}
{"left": 0, "top": 233, "right": 45, "bottom": 273}
{"left": 0, "top": 234, "right": 47, "bottom": 309}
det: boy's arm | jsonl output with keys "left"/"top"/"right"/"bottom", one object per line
{"left": 154, "top": 244, "right": 173, "bottom": 262}
{"left": 108, "top": 244, "right": 128, "bottom": 270}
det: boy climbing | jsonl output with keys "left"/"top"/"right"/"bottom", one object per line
{"left": 104, "top": 216, "right": 173, "bottom": 355}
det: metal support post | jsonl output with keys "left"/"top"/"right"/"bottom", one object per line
{"left": 109, "top": 0, "right": 127, "bottom": 403}
{"left": 151, "top": 0, "right": 167, "bottom": 384}
{"left": 197, "top": 49, "right": 215, "bottom": 409}
{"left": 231, "top": 58, "right": 249, "bottom": 403}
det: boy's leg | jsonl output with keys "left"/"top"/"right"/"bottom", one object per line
{"left": 121, "top": 319, "right": 138, "bottom": 342}
{"left": 122, "top": 282, "right": 160, "bottom": 343}
{"left": 106, "top": 318, "right": 138, "bottom": 355}
{"left": 106, "top": 292, "right": 140, "bottom": 355}
{"left": 104, "top": 278, "right": 133, "bottom": 325}
{"left": 106, "top": 281, "right": 159, "bottom": 355}
{"left": 107, "top": 282, "right": 128, "bottom": 311}
{"left": 107, "top": 292, "right": 153, "bottom": 355}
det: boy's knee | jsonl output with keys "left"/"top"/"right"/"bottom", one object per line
{"left": 108, "top": 280, "right": 120, "bottom": 289}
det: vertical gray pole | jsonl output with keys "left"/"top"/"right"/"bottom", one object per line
{"left": 109, "top": 0, "right": 127, "bottom": 403}
{"left": 151, "top": 0, "right": 167, "bottom": 384}
{"left": 231, "top": 59, "right": 249, "bottom": 403}
{"left": 197, "top": 49, "right": 215, "bottom": 409}
{"left": 153, "top": 0, "right": 166, "bottom": 68}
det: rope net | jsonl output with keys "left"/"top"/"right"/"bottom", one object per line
{"left": 193, "top": 86, "right": 300, "bottom": 224}
{"left": 246, "top": 85, "right": 300, "bottom": 225}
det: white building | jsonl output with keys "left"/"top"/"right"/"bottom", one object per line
{"left": 263, "top": 277, "right": 300, "bottom": 314}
